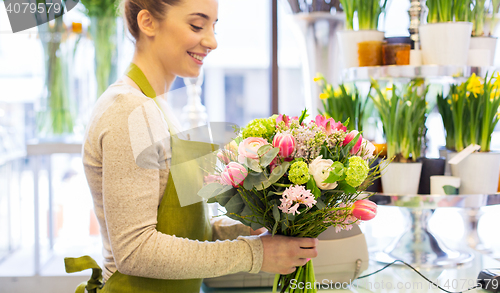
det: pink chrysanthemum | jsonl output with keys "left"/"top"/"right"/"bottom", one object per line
{"left": 279, "top": 185, "right": 316, "bottom": 215}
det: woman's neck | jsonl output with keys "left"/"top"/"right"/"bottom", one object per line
{"left": 130, "top": 52, "right": 176, "bottom": 97}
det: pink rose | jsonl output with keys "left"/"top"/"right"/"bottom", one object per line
{"left": 273, "top": 133, "right": 295, "bottom": 158}
{"left": 343, "top": 130, "right": 363, "bottom": 154}
{"left": 238, "top": 137, "right": 269, "bottom": 163}
{"left": 221, "top": 162, "right": 248, "bottom": 187}
{"left": 352, "top": 199, "right": 377, "bottom": 221}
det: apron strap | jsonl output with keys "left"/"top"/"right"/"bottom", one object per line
{"left": 124, "top": 63, "right": 179, "bottom": 133}
{"left": 64, "top": 256, "right": 103, "bottom": 293}
{"left": 124, "top": 63, "right": 157, "bottom": 99}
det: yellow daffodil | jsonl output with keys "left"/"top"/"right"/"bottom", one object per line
{"left": 466, "top": 73, "right": 484, "bottom": 96}
{"left": 333, "top": 87, "right": 342, "bottom": 97}
{"left": 326, "top": 84, "right": 333, "bottom": 94}
{"left": 448, "top": 98, "right": 453, "bottom": 105}
{"left": 493, "top": 73, "right": 500, "bottom": 89}
{"left": 313, "top": 73, "right": 324, "bottom": 83}
{"left": 490, "top": 90, "right": 499, "bottom": 101}
{"left": 319, "top": 93, "right": 329, "bottom": 100}
{"left": 414, "top": 79, "right": 425, "bottom": 87}
{"left": 452, "top": 94, "right": 459, "bottom": 102}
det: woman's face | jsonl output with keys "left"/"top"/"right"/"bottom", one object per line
{"left": 154, "top": 0, "right": 218, "bottom": 78}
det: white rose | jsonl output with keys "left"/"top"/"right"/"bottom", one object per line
{"left": 308, "top": 155, "right": 338, "bottom": 190}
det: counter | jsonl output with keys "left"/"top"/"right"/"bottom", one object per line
{"left": 202, "top": 250, "right": 498, "bottom": 292}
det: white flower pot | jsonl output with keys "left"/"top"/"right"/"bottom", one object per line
{"left": 468, "top": 36, "right": 498, "bottom": 66}
{"left": 337, "top": 30, "right": 385, "bottom": 68}
{"left": 450, "top": 152, "right": 500, "bottom": 194}
{"left": 419, "top": 22, "right": 472, "bottom": 66}
{"left": 381, "top": 162, "right": 423, "bottom": 195}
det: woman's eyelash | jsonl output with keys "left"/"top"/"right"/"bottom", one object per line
{"left": 191, "top": 24, "right": 202, "bottom": 31}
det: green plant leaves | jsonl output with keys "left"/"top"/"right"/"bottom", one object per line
{"left": 306, "top": 177, "right": 321, "bottom": 199}
{"left": 260, "top": 147, "right": 279, "bottom": 167}
{"left": 324, "top": 162, "right": 346, "bottom": 184}
{"left": 246, "top": 157, "right": 262, "bottom": 173}
{"left": 258, "top": 144, "right": 272, "bottom": 156}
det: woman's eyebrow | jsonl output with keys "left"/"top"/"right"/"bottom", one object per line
{"left": 189, "top": 12, "right": 218, "bottom": 23}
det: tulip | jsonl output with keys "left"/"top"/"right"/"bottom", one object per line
{"left": 221, "top": 162, "right": 248, "bottom": 187}
{"left": 343, "top": 130, "right": 363, "bottom": 154}
{"left": 352, "top": 199, "right": 377, "bottom": 221}
{"left": 273, "top": 133, "right": 295, "bottom": 158}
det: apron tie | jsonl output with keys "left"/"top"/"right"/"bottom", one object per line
{"left": 64, "top": 255, "right": 103, "bottom": 293}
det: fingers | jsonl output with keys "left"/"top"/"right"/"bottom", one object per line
{"left": 259, "top": 235, "right": 320, "bottom": 275}
{"left": 297, "top": 237, "right": 319, "bottom": 248}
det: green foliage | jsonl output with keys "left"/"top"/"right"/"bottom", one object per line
{"left": 370, "top": 79, "right": 429, "bottom": 162}
{"left": 437, "top": 73, "right": 500, "bottom": 152}
{"left": 79, "top": 0, "right": 120, "bottom": 17}
{"left": 316, "top": 74, "right": 369, "bottom": 132}
{"left": 339, "top": 0, "right": 388, "bottom": 30}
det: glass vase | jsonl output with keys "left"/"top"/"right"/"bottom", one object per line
{"left": 89, "top": 16, "right": 120, "bottom": 99}
{"left": 36, "top": 19, "right": 76, "bottom": 141}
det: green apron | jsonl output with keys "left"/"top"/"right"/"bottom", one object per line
{"left": 65, "top": 63, "right": 217, "bottom": 293}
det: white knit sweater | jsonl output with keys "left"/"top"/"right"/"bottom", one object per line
{"left": 82, "top": 78, "right": 263, "bottom": 282}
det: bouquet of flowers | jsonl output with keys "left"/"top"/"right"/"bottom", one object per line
{"left": 199, "top": 110, "right": 383, "bottom": 293}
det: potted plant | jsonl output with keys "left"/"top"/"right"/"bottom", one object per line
{"left": 79, "top": 0, "right": 121, "bottom": 99}
{"left": 437, "top": 73, "right": 500, "bottom": 194}
{"left": 370, "top": 79, "right": 429, "bottom": 194}
{"left": 419, "top": 0, "right": 473, "bottom": 65}
{"left": 315, "top": 74, "right": 369, "bottom": 132}
{"left": 337, "top": 0, "right": 389, "bottom": 68}
{"left": 469, "top": 0, "right": 499, "bottom": 66}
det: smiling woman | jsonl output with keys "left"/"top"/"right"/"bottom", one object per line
{"left": 63, "top": 0, "right": 319, "bottom": 292}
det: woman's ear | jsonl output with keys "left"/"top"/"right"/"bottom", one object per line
{"left": 137, "top": 9, "right": 157, "bottom": 37}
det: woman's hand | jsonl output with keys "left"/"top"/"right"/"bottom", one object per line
{"left": 259, "top": 231, "right": 318, "bottom": 275}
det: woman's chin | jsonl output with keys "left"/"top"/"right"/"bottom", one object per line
{"left": 179, "top": 69, "right": 202, "bottom": 79}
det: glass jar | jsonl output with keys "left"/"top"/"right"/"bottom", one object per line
{"left": 382, "top": 43, "right": 411, "bottom": 65}
{"left": 357, "top": 41, "right": 383, "bottom": 67}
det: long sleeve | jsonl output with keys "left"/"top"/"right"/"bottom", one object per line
{"left": 83, "top": 81, "right": 263, "bottom": 282}
{"left": 211, "top": 216, "right": 252, "bottom": 241}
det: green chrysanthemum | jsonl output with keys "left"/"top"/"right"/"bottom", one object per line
{"left": 345, "top": 156, "right": 369, "bottom": 187}
{"left": 242, "top": 116, "right": 277, "bottom": 140}
{"left": 289, "top": 161, "right": 310, "bottom": 185}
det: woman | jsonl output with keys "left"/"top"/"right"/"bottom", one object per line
{"left": 65, "top": 0, "right": 318, "bottom": 291}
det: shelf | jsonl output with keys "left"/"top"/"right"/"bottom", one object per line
{"left": 342, "top": 65, "right": 499, "bottom": 82}
{"left": 368, "top": 192, "right": 500, "bottom": 209}
{"left": 26, "top": 139, "right": 83, "bottom": 156}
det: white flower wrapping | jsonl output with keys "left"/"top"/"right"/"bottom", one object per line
{"left": 308, "top": 155, "right": 338, "bottom": 190}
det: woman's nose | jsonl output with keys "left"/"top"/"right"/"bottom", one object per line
{"left": 202, "top": 28, "right": 218, "bottom": 51}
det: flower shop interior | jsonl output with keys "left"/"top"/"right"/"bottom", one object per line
{"left": 2, "top": 0, "right": 500, "bottom": 292}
